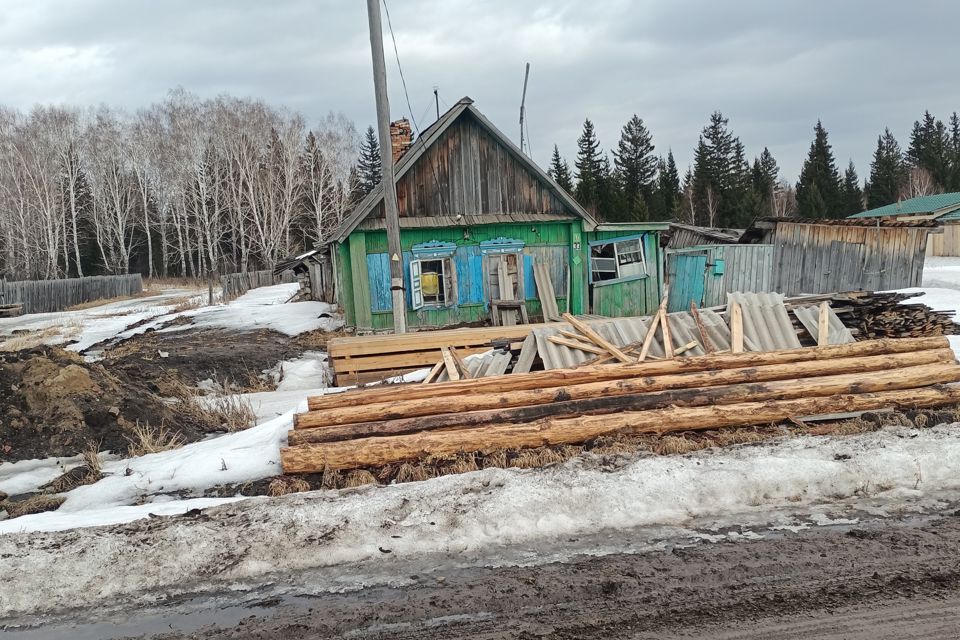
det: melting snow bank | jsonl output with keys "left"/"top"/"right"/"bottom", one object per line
{"left": 3, "top": 425, "right": 960, "bottom": 618}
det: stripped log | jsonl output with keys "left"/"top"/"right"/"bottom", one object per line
{"left": 281, "top": 385, "right": 960, "bottom": 472}
{"left": 306, "top": 336, "right": 951, "bottom": 411}
{"left": 288, "top": 363, "right": 960, "bottom": 445}
{"left": 294, "top": 348, "right": 955, "bottom": 429}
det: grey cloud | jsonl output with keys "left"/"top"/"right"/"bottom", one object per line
{"left": 1, "top": 0, "right": 958, "bottom": 182}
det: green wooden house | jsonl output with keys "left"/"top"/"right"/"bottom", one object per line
{"left": 329, "top": 97, "right": 668, "bottom": 330}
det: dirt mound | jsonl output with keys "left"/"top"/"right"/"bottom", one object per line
{"left": 0, "top": 346, "right": 208, "bottom": 462}
{"left": 103, "top": 328, "right": 300, "bottom": 394}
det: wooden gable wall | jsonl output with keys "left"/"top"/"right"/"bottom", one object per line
{"left": 366, "top": 111, "right": 573, "bottom": 223}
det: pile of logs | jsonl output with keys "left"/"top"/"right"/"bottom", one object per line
{"left": 281, "top": 336, "right": 960, "bottom": 475}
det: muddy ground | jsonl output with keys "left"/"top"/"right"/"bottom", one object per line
{"left": 0, "top": 323, "right": 326, "bottom": 463}
{"left": 102, "top": 328, "right": 305, "bottom": 395}
{"left": 127, "top": 513, "right": 960, "bottom": 640}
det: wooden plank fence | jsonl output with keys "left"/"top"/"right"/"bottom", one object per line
{"left": 220, "top": 270, "right": 296, "bottom": 301}
{"left": 0, "top": 274, "right": 143, "bottom": 314}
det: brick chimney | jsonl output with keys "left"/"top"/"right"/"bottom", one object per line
{"left": 390, "top": 118, "right": 413, "bottom": 163}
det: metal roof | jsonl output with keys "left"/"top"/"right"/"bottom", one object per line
{"left": 727, "top": 292, "right": 802, "bottom": 351}
{"left": 848, "top": 192, "right": 960, "bottom": 219}
{"left": 334, "top": 97, "right": 598, "bottom": 242}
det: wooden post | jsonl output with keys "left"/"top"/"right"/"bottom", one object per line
{"left": 690, "top": 301, "right": 716, "bottom": 354}
{"left": 366, "top": 0, "right": 406, "bottom": 334}
{"left": 818, "top": 301, "right": 830, "bottom": 347}
{"left": 637, "top": 310, "right": 662, "bottom": 363}
{"left": 730, "top": 302, "right": 744, "bottom": 354}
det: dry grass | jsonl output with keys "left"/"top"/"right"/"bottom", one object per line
{"left": 42, "top": 444, "right": 104, "bottom": 493}
{"left": 0, "top": 324, "right": 81, "bottom": 352}
{"left": 5, "top": 494, "right": 66, "bottom": 518}
{"left": 144, "top": 276, "right": 208, "bottom": 290}
{"left": 125, "top": 421, "right": 185, "bottom": 457}
{"left": 162, "top": 378, "right": 257, "bottom": 433}
{"left": 267, "top": 477, "right": 312, "bottom": 496}
{"left": 342, "top": 470, "right": 378, "bottom": 488}
{"left": 203, "top": 393, "right": 257, "bottom": 432}
{"left": 66, "top": 291, "right": 151, "bottom": 311}
{"left": 294, "top": 327, "right": 349, "bottom": 351}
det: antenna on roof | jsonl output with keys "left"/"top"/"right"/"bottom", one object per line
{"left": 519, "top": 62, "right": 530, "bottom": 156}
{"left": 433, "top": 86, "right": 439, "bottom": 121}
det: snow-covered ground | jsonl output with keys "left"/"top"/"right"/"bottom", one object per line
{"left": 921, "top": 256, "right": 960, "bottom": 291}
{"left": 0, "top": 283, "right": 342, "bottom": 357}
{"left": 0, "top": 288, "right": 205, "bottom": 353}
{"left": 3, "top": 425, "right": 960, "bottom": 618}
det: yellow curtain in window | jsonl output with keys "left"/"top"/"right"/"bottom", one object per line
{"left": 421, "top": 272, "right": 440, "bottom": 295}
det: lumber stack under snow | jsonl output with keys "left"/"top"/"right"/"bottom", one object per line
{"left": 281, "top": 337, "right": 960, "bottom": 475}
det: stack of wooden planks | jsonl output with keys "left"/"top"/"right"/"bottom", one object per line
{"left": 327, "top": 325, "right": 542, "bottom": 385}
{"left": 282, "top": 336, "right": 960, "bottom": 475}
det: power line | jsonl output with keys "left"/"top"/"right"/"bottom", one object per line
{"left": 381, "top": 0, "right": 448, "bottom": 217}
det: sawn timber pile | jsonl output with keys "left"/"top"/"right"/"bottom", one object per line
{"left": 282, "top": 337, "right": 960, "bottom": 475}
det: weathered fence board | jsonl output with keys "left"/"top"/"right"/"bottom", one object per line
{"left": 220, "top": 270, "right": 296, "bottom": 301}
{"left": 0, "top": 274, "right": 143, "bottom": 314}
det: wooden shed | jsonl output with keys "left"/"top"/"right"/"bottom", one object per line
{"left": 329, "top": 97, "right": 668, "bottom": 330}
{"left": 742, "top": 218, "right": 935, "bottom": 295}
{"left": 848, "top": 192, "right": 960, "bottom": 257}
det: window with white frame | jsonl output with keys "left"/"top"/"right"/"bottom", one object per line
{"left": 590, "top": 236, "right": 647, "bottom": 283}
{"left": 411, "top": 257, "right": 456, "bottom": 309}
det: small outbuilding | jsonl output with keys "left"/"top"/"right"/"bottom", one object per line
{"left": 327, "top": 97, "right": 668, "bottom": 330}
{"left": 848, "top": 192, "right": 960, "bottom": 256}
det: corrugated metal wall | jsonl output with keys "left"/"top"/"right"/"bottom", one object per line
{"left": 771, "top": 222, "right": 928, "bottom": 294}
{"left": 666, "top": 244, "right": 774, "bottom": 309}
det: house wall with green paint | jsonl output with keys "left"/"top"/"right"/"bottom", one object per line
{"left": 335, "top": 220, "right": 666, "bottom": 329}
{"left": 584, "top": 226, "right": 666, "bottom": 318}
{"left": 337, "top": 221, "right": 581, "bottom": 330}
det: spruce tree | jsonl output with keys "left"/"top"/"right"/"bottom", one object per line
{"left": 652, "top": 150, "right": 682, "bottom": 219}
{"left": 597, "top": 154, "right": 628, "bottom": 221}
{"left": 574, "top": 118, "right": 603, "bottom": 213}
{"left": 840, "top": 160, "right": 864, "bottom": 214}
{"left": 548, "top": 144, "right": 574, "bottom": 192}
{"left": 356, "top": 125, "right": 382, "bottom": 196}
{"left": 613, "top": 114, "right": 657, "bottom": 221}
{"left": 751, "top": 147, "right": 779, "bottom": 216}
{"left": 690, "top": 112, "right": 754, "bottom": 227}
{"left": 949, "top": 112, "right": 960, "bottom": 190}
{"left": 796, "top": 121, "right": 842, "bottom": 218}
{"left": 907, "top": 111, "right": 950, "bottom": 190}
{"left": 867, "top": 128, "right": 906, "bottom": 209}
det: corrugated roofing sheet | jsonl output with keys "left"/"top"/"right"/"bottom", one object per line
{"left": 727, "top": 292, "right": 802, "bottom": 351}
{"left": 849, "top": 192, "right": 960, "bottom": 218}
{"left": 792, "top": 305, "right": 855, "bottom": 345}
{"left": 531, "top": 309, "right": 741, "bottom": 370}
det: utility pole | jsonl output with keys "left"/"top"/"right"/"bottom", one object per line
{"left": 519, "top": 62, "right": 530, "bottom": 155}
{"left": 366, "top": 0, "right": 406, "bottom": 333}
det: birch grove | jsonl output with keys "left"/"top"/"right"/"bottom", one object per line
{"left": 0, "top": 89, "right": 359, "bottom": 280}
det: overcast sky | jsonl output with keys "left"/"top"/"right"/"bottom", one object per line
{"left": 1, "top": 0, "right": 958, "bottom": 182}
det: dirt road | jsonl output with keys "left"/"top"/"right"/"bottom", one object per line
{"left": 110, "top": 513, "right": 960, "bottom": 640}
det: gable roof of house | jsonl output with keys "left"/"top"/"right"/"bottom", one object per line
{"left": 848, "top": 192, "right": 960, "bottom": 220}
{"left": 333, "top": 97, "right": 598, "bottom": 243}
